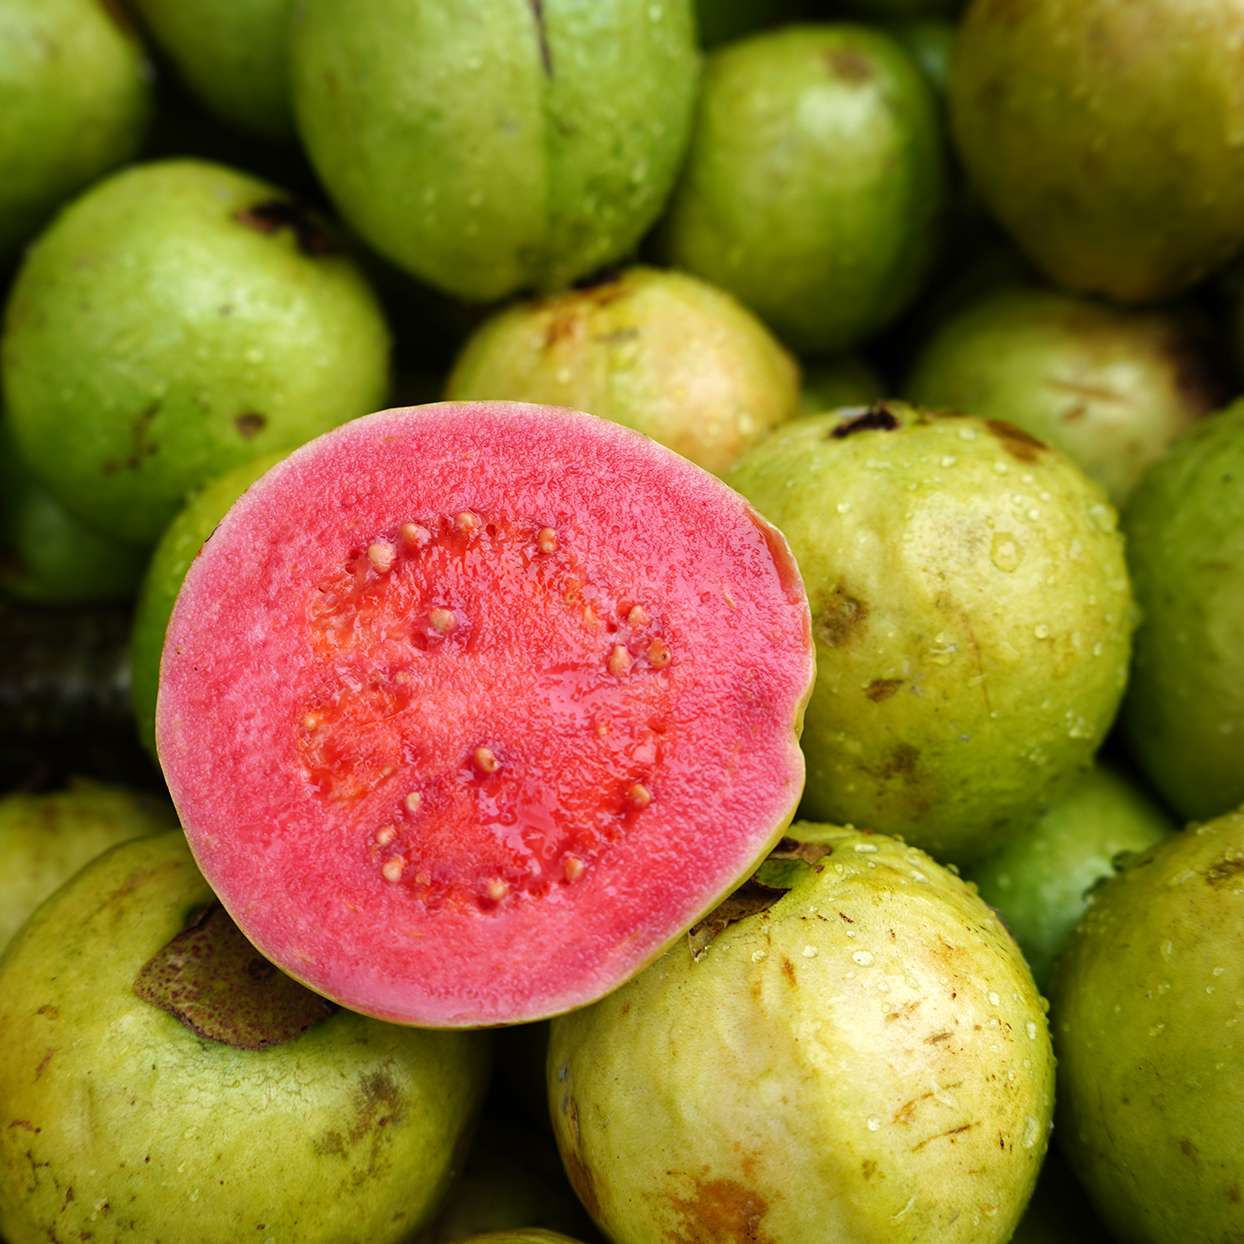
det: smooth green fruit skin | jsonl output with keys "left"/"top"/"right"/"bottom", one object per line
{"left": 0, "top": 0, "right": 152, "bottom": 259}
{"left": 2, "top": 159, "right": 391, "bottom": 545}
{"left": 970, "top": 765, "right": 1173, "bottom": 991}
{"left": 292, "top": 0, "right": 699, "bottom": 301}
{"left": 951, "top": 0, "right": 1244, "bottom": 303}
{"left": 0, "top": 833, "right": 490, "bottom": 1244}
{"left": 1052, "top": 809, "right": 1244, "bottom": 1242}
{"left": 131, "top": 0, "right": 294, "bottom": 142}
{"left": 445, "top": 266, "right": 800, "bottom": 474}
{"left": 549, "top": 824, "right": 1054, "bottom": 1244}
{"left": 726, "top": 406, "right": 1133, "bottom": 862}
{"left": 665, "top": 25, "right": 947, "bottom": 354}
{"left": 1122, "top": 401, "right": 1244, "bottom": 822}
{"left": 131, "top": 451, "right": 286, "bottom": 755}
{"left": 799, "top": 356, "right": 884, "bottom": 417}
{"left": 0, "top": 779, "right": 175, "bottom": 952}
{"left": 907, "top": 286, "right": 1218, "bottom": 506}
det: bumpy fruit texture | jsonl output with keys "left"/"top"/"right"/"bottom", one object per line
{"left": 131, "top": 0, "right": 294, "bottom": 142}
{"left": 0, "top": 833, "right": 490, "bottom": 1244}
{"left": 665, "top": 25, "right": 947, "bottom": 354}
{"left": 951, "top": 0, "right": 1244, "bottom": 303}
{"left": 0, "top": 778, "right": 176, "bottom": 951}
{"left": 445, "top": 267, "right": 800, "bottom": 474}
{"left": 907, "top": 286, "right": 1218, "bottom": 505}
{"left": 0, "top": 0, "right": 152, "bottom": 258}
{"left": 1052, "top": 809, "right": 1244, "bottom": 1243}
{"left": 158, "top": 402, "right": 814, "bottom": 1026}
{"left": 2, "top": 159, "right": 390, "bottom": 545}
{"left": 800, "top": 356, "right": 884, "bottom": 416}
{"left": 548, "top": 824, "right": 1054, "bottom": 1244}
{"left": 292, "top": 0, "right": 699, "bottom": 301}
{"left": 726, "top": 404, "right": 1133, "bottom": 862}
{"left": 970, "top": 765, "right": 1173, "bottom": 990}
{"left": 1122, "top": 401, "right": 1244, "bottom": 821}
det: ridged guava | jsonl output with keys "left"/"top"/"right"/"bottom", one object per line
{"left": 548, "top": 824, "right": 1054, "bottom": 1243}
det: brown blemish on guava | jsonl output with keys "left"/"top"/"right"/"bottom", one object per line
{"left": 235, "top": 201, "right": 336, "bottom": 257}
{"left": 925, "top": 1030, "right": 952, "bottom": 1044}
{"left": 861, "top": 1159, "right": 877, "bottom": 1180}
{"left": 102, "top": 402, "right": 159, "bottom": 474}
{"left": 234, "top": 412, "right": 267, "bottom": 440}
{"left": 878, "top": 743, "right": 920, "bottom": 781}
{"left": 886, "top": 999, "right": 922, "bottom": 1023}
{"left": 668, "top": 1176, "right": 773, "bottom": 1244}
{"left": 1204, "top": 855, "right": 1244, "bottom": 886}
{"left": 36, "top": 1004, "right": 59, "bottom": 1019}
{"left": 312, "top": 1069, "right": 407, "bottom": 1174}
{"left": 865, "top": 678, "right": 903, "bottom": 702}
{"left": 8, "top": 1120, "right": 38, "bottom": 1133}
{"left": 910, "top": 1121, "right": 977, "bottom": 1152}
{"left": 527, "top": 0, "right": 554, "bottom": 75}
{"left": 985, "top": 419, "right": 1046, "bottom": 462}
{"left": 559, "top": 1096, "right": 602, "bottom": 1220}
{"left": 1227, "top": 1184, "right": 1241, "bottom": 1204}
{"left": 1178, "top": 1137, "right": 1199, "bottom": 1160}
{"left": 772, "top": 838, "right": 834, "bottom": 868}
{"left": 815, "top": 586, "right": 869, "bottom": 647}
{"left": 824, "top": 49, "right": 873, "bottom": 83}
{"left": 781, "top": 956, "right": 796, "bottom": 985}
{"left": 830, "top": 405, "right": 900, "bottom": 439}
{"left": 688, "top": 883, "right": 782, "bottom": 961}
{"left": 34, "top": 1050, "right": 54, "bottom": 1079}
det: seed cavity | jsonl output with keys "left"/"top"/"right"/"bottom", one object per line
{"left": 607, "top": 644, "right": 633, "bottom": 677}
{"left": 474, "top": 746, "right": 501, "bottom": 774}
{"left": 536, "top": 526, "right": 558, "bottom": 553}
{"left": 367, "top": 540, "right": 396, "bottom": 573}
{"left": 382, "top": 857, "right": 405, "bottom": 883}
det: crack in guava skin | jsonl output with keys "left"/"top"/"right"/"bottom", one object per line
{"left": 297, "top": 511, "right": 677, "bottom": 914}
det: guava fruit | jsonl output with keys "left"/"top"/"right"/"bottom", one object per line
{"left": 800, "top": 356, "right": 884, "bottom": 417}
{"left": 2, "top": 158, "right": 391, "bottom": 545}
{"left": 0, "top": 0, "right": 152, "bottom": 259}
{"left": 907, "top": 287, "right": 1220, "bottom": 505}
{"left": 1122, "top": 400, "right": 1244, "bottom": 822}
{"left": 726, "top": 402, "right": 1133, "bottom": 862}
{"left": 444, "top": 268, "right": 800, "bottom": 474}
{"left": 1051, "top": 808, "right": 1244, "bottom": 1242}
{"left": 548, "top": 823, "right": 1054, "bottom": 1244}
{"left": 292, "top": 0, "right": 699, "bottom": 302}
{"left": 969, "top": 764, "right": 1174, "bottom": 990}
{"left": 664, "top": 25, "right": 947, "bottom": 354}
{"left": 883, "top": 17, "right": 955, "bottom": 100}
{"left": 130, "top": 0, "right": 294, "bottom": 142}
{"left": 951, "top": 0, "right": 1244, "bottom": 303}
{"left": 0, "top": 778, "right": 176, "bottom": 951}
{"left": 157, "top": 401, "right": 814, "bottom": 1027}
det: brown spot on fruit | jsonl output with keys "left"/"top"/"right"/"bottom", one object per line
{"left": 861, "top": 1159, "right": 877, "bottom": 1180}
{"left": 830, "top": 404, "right": 899, "bottom": 439}
{"left": 1205, "top": 855, "right": 1244, "bottom": 886}
{"left": 911, "top": 1121, "right": 977, "bottom": 1152}
{"left": 985, "top": 419, "right": 1046, "bottom": 462}
{"left": 688, "top": 883, "right": 782, "bottom": 961}
{"left": 880, "top": 743, "right": 920, "bottom": 781}
{"left": 865, "top": 678, "right": 903, "bottom": 702}
{"left": 1228, "top": 1184, "right": 1241, "bottom": 1204}
{"left": 781, "top": 956, "right": 796, "bottom": 985}
{"left": 234, "top": 200, "right": 336, "bottom": 257}
{"left": 668, "top": 1176, "right": 772, "bottom": 1244}
{"left": 559, "top": 1097, "right": 601, "bottom": 1219}
{"left": 102, "top": 402, "right": 159, "bottom": 474}
{"left": 815, "top": 586, "right": 869, "bottom": 647}
{"left": 234, "top": 412, "right": 266, "bottom": 440}
{"left": 770, "top": 838, "right": 834, "bottom": 868}
{"left": 825, "top": 49, "right": 873, "bottom": 82}
{"left": 1179, "top": 1137, "right": 1199, "bottom": 1160}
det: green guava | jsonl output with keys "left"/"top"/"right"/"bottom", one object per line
{"left": 444, "top": 267, "right": 800, "bottom": 474}
{"left": 883, "top": 17, "right": 955, "bottom": 98}
{"left": 906, "top": 286, "right": 1220, "bottom": 505}
{"left": 0, "top": 0, "right": 153, "bottom": 259}
{"left": 2, "top": 158, "right": 391, "bottom": 545}
{"left": 951, "top": 0, "right": 1244, "bottom": 303}
{"left": 1122, "top": 400, "right": 1244, "bottom": 821}
{"left": 1052, "top": 808, "right": 1244, "bottom": 1242}
{"left": 799, "top": 356, "right": 885, "bottom": 417}
{"left": 292, "top": 0, "right": 699, "bottom": 301}
{"left": 0, "top": 778, "right": 176, "bottom": 951}
{"left": 969, "top": 764, "right": 1174, "bottom": 990}
{"left": 548, "top": 823, "right": 1054, "bottom": 1243}
{"left": 0, "top": 832, "right": 490, "bottom": 1244}
{"left": 664, "top": 25, "right": 947, "bottom": 354}
{"left": 726, "top": 403, "right": 1134, "bottom": 862}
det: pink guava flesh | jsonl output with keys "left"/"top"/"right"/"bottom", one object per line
{"left": 157, "top": 402, "right": 812, "bottom": 1026}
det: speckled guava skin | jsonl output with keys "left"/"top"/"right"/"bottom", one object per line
{"left": 0, "top": 779, "right": 176, "bottom": 952}
{"left": 725, "top": 403, "right": 1133, "bottom": 862}
{"left": 0, "top": 0, "right": 152, "bottom": 259}
{"left": 548, "top": 823, "right": 1054, "bottom": 1243}
{"left": 1052, "top": 809, "right": 1244, "bottom": 1242}
{"left": 292, "top": 0, "right": 698, "bottom": 302}
{"left": 445, "top": 268, "right": 799, "bottom": 474}
{"left": 951, "top": 0, "right": 1244, "bottom": 303}
{"left": 799, "top": 356, "right": 884, "bottom": 417}
{"left": 0, "top": 833, "right": 490, "bottom": 1244}
{"left": 1, "top": 160, "right": 390, "bottom": 546}
{"left": 131, "top": 0, "right": 294, "bottom": 141}
{"left": 664, "top": 25, "right": 947, "bottom": 354}
{"left": 1122, "top": 401, "right": 1244, "bottom": 822}
{"left": 970, "top": 765, "right": 1173, "bottom": 990}
{"left": 907, "top": 287, "right": 1219, "bottom": 505}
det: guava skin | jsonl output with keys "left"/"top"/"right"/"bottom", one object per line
{"left": 0, "top": 833, "right": 490, "bottom": 1244}
{"left": 726, "top": 404, "right": 1133, "bottom": 863}
{"left": 907, "top": 286, "right": 1219, "bottom": 505}
{"left": 445, "top": 267, "right": 800, "bottom": 474}
{"left": 799, "top": 355, "right": 884, "bottom": 417}
{"left": 292, "top": 0, "right": 699, "bottom": 302}
{"left": 1, "top": 159, "right": 391, "bottom": 546}
{"left": 1121, "top": 401, "right": 1244, "bottom": 822}
{"left": 0, "top": 0, "right": 152, "bottom": 260}
{"left": 548, "top": 824, "right": 1054, "bottom": 1244}
{"left": 951, "top": 0, "right": 1244, "bottom": 304}
{"left": 969, "top": 765, "right": 1174, "bottom": 991}
{"left": 1051, "top": 809, "right": 1244, "bottom": 1243}
{"left": 664, "top": 25, "right": 947, "bottom": 354}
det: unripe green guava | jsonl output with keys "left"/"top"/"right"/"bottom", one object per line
{"left": 1122, "top": 401, "right": 1244, "bottom": 822}
{"left": 726, "top": 403, "right": 1133, "bottom": 862}
{"left": 549, "top": 824, "right": 1054, "bottom": 1243}
{"left": 292, "top": 0, "right": 699, "bottom": 301}
{"left": 1052, "top": 808, "right": 1244, "bottom": 1242}
{"left": 445, "top": 267, "right": 799, "bottom": 474}
{"left": 0, "top": 832, "right": 490, "bottom": 1244}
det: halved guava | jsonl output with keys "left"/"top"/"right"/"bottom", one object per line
{"left": 157, "top": 402, "right": 813, "bottom": 1027}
